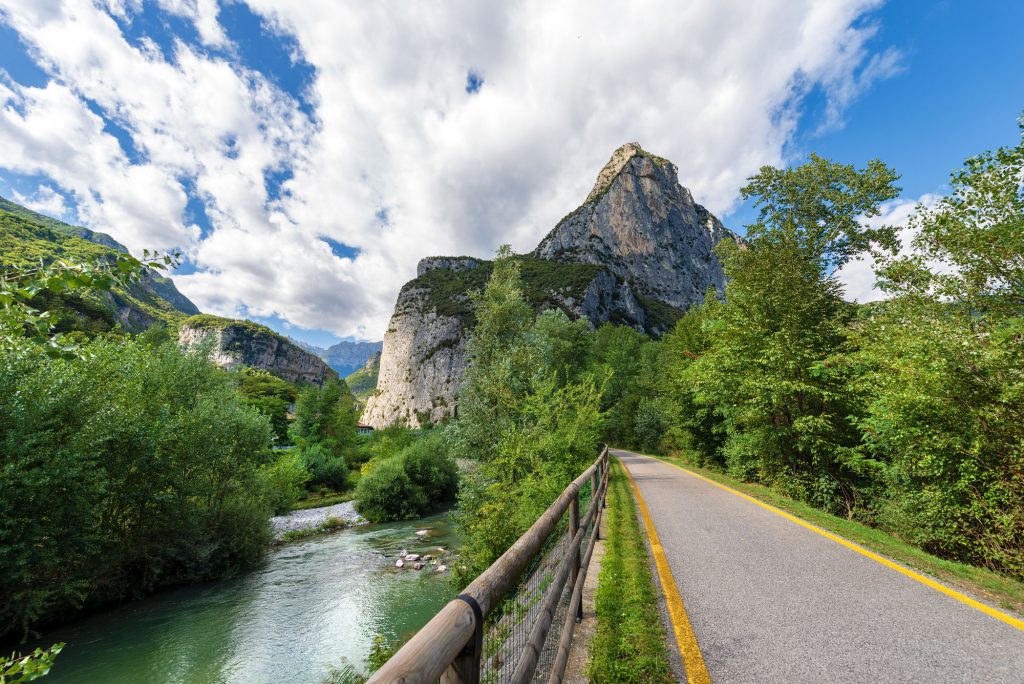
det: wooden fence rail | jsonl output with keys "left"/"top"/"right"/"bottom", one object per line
{"left": 368, "top": 446, "right": 611, "bottom": 684}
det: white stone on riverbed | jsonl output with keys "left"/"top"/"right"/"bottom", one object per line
{"left": 270, "top": 501, "right": 365, "bottom": 539}
{"left": 404, "top": 553, "right": 420, "bottom": 561}
{"left": 396, "top": 559, "right": 404, "bottom": 568}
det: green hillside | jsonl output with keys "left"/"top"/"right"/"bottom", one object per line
{"left": 0, "top": 196, "right": 199, "bottom": 335}
{"left": 345, "top": 351, "right": 381, "bottom": 402}
{"left": 401, "top": 256, "right": 683, "bottom": 334}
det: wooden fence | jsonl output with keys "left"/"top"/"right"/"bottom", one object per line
{"left": 367, "top": 446, "right": 611, "bottom": 684}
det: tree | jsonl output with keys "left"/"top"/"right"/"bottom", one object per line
{"left": 0, "top": 337, "right": 275, "bottom": 640}
{"left": 236, "top": 369, "right": 298, "bottom": 445}
{"left": 851, "top": 119, "right": 1024, "bottom": 577}
{"left": 587, "top": 324, "right": 652, "bottom": 447}
{"left": 291, "top": 378, "right": 358, "bottom": 459}
{"left": 450, "top": 246, "right": 604, "bottom": 573}
{"left": 685, "top": 156, "right": 900, "bottom": 514}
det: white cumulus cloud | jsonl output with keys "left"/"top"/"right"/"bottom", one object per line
{"left": 835, "top": 194, "right": 941, "bottom": 302}
{"left": 0, "top": 0, "right": 900, "bottom": 339}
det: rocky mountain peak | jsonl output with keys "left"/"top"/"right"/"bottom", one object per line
{"left": 363, "top": 144, "right": 738, "bottom": 428}
{"left": 535, "top": 143, "right": 735, "bottom": 311}
{"left": 585, "top": 142, "right": 676, "bottom": 203}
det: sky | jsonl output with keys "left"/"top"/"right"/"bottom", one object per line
{"left": 0, "top": 1, "right": 1021, "bottom": 346}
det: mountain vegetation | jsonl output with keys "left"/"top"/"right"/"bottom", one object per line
{"left": 345, "top": 351, "right": 381, "bottom": 402}
{"left": 0, "top": 196, "right": 198, "bottom": 336}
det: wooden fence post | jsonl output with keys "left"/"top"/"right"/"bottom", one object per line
{"left": 570, "top": 489, "right": 581, "bottom": 622}
{"left": 442, "top": 595, "right": 483, "bottom": 684}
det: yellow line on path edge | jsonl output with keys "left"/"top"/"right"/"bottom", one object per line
{"left": 648, "top": 454, "right": 1024, "bottom": 634}
{"left": 618, "top": 459, "right": 712, "bottom": 684}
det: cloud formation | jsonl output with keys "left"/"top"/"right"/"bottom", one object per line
{"left": 0, "top": 0, "right": 898, "bottom": 339}
{"left": 834, "top": 194, "right": 940, "bottom": 302}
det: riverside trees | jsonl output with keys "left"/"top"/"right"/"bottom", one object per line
{"left": 450, "top": 247, "right": 604, "bottom": 574}
{"left": 0, "top": 255, "right": 290, "bottom": 642}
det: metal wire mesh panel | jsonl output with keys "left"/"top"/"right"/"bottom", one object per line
{"left": 479, "top": 481, "right": 596, "bottom": 684}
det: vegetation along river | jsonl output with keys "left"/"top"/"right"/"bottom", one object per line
{"left": 38, "top": 512, "right": 457, "bottom": 683}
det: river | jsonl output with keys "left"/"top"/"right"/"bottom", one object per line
{"left": 39, "top": 512, "right": 458, "bottom": 683}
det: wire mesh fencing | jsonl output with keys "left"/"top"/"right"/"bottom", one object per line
{"left": 480, "top": 480, "right": 597, "bottom": 684}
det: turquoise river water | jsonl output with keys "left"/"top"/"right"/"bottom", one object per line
{"left": 36, "top": 512, "right": 458, "bottom": 683}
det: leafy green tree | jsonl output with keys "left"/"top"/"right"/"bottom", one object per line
{"left": 236, "top": 369, "right": 299, "bottom": 445}
{"left": 0, "top": 643, "right": 63, "bottom": 683}
{"left": 291, "top": 378, "right": 358, "bottom": 460}
{"left": 449, "top": 245, "right": 537, "bottom": 463}
{"left": 258, "top": 450, "right": 310, "bottom": 514}
{"left": 851, "top": 120, "right": 1024, "bottom": 576}
{"left": 301, "top": 443, "right": 350, "bottom": 491}
{"left": 653, "top": 295, "right": 727, "bottom": 465}
{"left": 685, "top": 156, "right": 900, "bottom": 514}
{"left": 587, "top": 324, "right": 653, "bottom": 446}
{"left": 0, "top": 249, "right": 177, "bottom": 357}
{"left": 450, "top": 247, "right": 604, "bottom": 573}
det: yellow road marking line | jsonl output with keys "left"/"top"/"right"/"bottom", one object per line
{"left": 618, "top": 459, "right": 712, "bottom": 684}
{"left": 645, "top": 453, "right": 1024, "bottom": 634}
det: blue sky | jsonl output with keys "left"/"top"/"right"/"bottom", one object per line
{"left": 726, "top": 1, "right": 1024, "bottom": 230}
{"left": 0, "top": 1, "right": 1021, "bottom": 346}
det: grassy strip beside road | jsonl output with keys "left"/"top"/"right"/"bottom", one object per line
{"left": 588, "top": 460, "right": 675, "bottom": 684}
{"left": 655, "top": 453, "right": 1024, "bottom": 618}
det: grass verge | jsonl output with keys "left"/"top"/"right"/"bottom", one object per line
{"left": 654, "top": 453, "right": 1024, "bottom": 617}
{"left": 587, "top": 460, "right": 675, "bottom": 684}
{"left": 291, "top": 490, "right": 355, "bottom": 511}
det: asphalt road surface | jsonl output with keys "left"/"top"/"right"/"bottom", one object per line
{"left": 614, "top": 449, "right": 1024, "bottom": 684}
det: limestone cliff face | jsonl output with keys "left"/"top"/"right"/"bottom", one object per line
{"left": 361, "top": 285, "right": 469, "bottom": 427}
{"left": 178, "top": 316, "right": 337, "bottom": 386}
{"left": 535, "top": 142, "right": 734, "bottom": 310}
{"left": 362, "top": 143, "right": 738, "bottom": 428}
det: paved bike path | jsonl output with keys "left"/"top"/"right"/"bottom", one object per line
{"left": 615, "top": 449, "right": 1024, "bottom": 683}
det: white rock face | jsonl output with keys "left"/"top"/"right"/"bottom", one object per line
{"left": 362, "top": 143, "right": 739, "bottom": 429}
{"left": 535, "top": 142, "right": 736, "bottom": 311}
{"left": 178, "top": 321, "right": 337, "bottom": 386}
{"left": 361, "top": 286, "right": 469, "bottom": 428}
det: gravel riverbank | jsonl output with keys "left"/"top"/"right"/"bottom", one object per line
{"left": 270, "top": 501, "right": 365, "bottom": 538}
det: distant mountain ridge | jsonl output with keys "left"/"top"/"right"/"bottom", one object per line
{"left": 362, "top": 143, "right": 740, "bottom": 428}
{"left": 0, "top": 195, "right": 200, "bottom": 331}
{"left": 345, "top": 350, "right": 381, "bottom": 404}
{"left": 0, "top": 195, "right": 334, "bottom": 386}
{"left": 288, "top": 337, "right": 384, "bottom": 376}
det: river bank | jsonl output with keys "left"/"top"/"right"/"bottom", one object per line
{"left": 271, "top": 500, "right": 365, "bottom": 538}
{"left": 35, "top": 512, "right": 458, "bottom": 683}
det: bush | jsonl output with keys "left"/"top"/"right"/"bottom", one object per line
{"left": 401, "top": 433, "right": 458, "bottom": 502}
{"left": 302, "top": 443, "right": 350, "bottom": 491}
{"left": 354, "top": 432, "right": 458, "bottom": 522}
{"left": 259, "top": 450, "right": 310, "bottom": 514}
{"left": 355, "top": 458, "right": 423, "bottom": 522}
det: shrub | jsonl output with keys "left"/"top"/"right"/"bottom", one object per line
{"left": 259, "top": 450, "right": 310, "bottom": 514}
{"left": 302, "top": 443, "right": 350, "bottom": 491}
{"left": 401, "top": 432, "right": 458, "bottom": 502}
{"left": 355, "top": 458, "right": 423, "bottom": 522}
{"left": 354, "top": 433, "right": 459, "bottom": 523}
